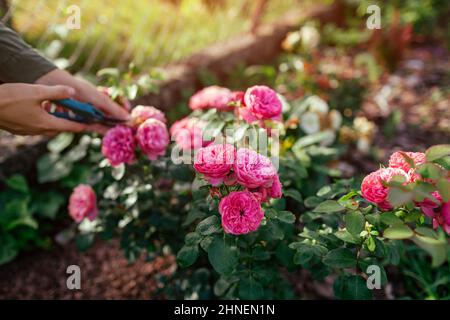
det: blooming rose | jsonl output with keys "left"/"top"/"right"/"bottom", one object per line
{"left": 189, "top": 86, "right": 235, "bottom": 111}
{"left": 361, "top": 167, "right": 410, "bottom": 210}
{"left": 102, "top": 125, "right": 136, "bottom": 166}
{"left": 131, "top": 105, "right": 166, "bottom": 127}
{"left": 136, "top": 118, "right": 169, "bottom": 160}
{"left": 388, "top": 151, "right": 426, "bottom": 173}
{"left": 234, "top": 148, "right": 278, "bottom": 189}
{"left": 193, "top": 143, "right": 236, "bottom": 186}
{"left": 432, "top": 201, "right": 450, "bottom": 234}
{"left": 243, "top": 85, "right": 282, "bottom": 120}
{"left": 68, "top": 185, "right": 98, "bottom": 223}
{"left": 419, "top": 191, "right": 442, "bottom": 219}
{"left": 219, "top": 191, "right": 264, "bottom": 235}
{"left": 170, "top": 117, "right": 210, "bottom": 151}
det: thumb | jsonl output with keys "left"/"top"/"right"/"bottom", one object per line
{"left": 34, "top": 85, "right": 76, "bottom": 101}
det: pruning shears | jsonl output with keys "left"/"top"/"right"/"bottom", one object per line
{"left": 49, "top": 99, "right": 127, "bottom": 126}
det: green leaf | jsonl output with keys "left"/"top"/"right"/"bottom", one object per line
{"left": 323, "top": 248, "right": 357, "bottom": 268}
{"left": 316, "top": 185, "right": 332, "bottom": 197}
{"left": 196, "top": 215, "right": 221, "bottom": 236}
{"left": 284, "top": 189, "right": 303, "bottom": 203}
{"left": 437, "top": 179, "right": 450, "bottom": 202}
{"left": 184, "top": 232, "right": 202, "bottom": 246}
{"left": 5, "top": 174, "right": 29, "bottom": 193}
{"left": 31, "top": 192, "right": 65, "bottom": 219}
{"left": 47, "top": 133, "right": 74, "bottom": 153}
{"left": 380, "top": 212, "right": 403, "bottom": 225}
{"left": 238, "top": 277, "right": 264, "bottom": 300}
{"left": 313, "top": 200, "right": 345, "bottom": 213}
{"left": 388, "top": 187, "right": 413, "bottom": 207}
{"left": 425, "top": 144, "right": 450, "bottom": 162}
{"left": 0, "top": 235, "right": 18, "bottom": 265}
{"left": 37, "top": 153, "right": 73, "bottom": 183}
{"left": 75, "top": 233, "right": 95, "bottom": 252}
{"left": 383, "top": 224, "right": 413, "bottom": 240}
{"left": 414, "top": 227, "right": 438, "bottom": 239}
{"left": 333, "top": 274, "right": 373, "bottom": 300}
{"left": 416, "top": 163, "right": 445, "bottom": 181}
{"left": 304, "top": 196, "right": 323, "bottom": 208}
{"left": 412, "top": 234, "right": 447, "bottom": 267}
{"left": 276, "top": 211, "right": 296, "bottom": 224}
{"left": 177, "top": 245, "right": 199, "bottom": 267}
{"left": 335, "top": 230, "right": 360, "bottom": 244}
{"left": 207, "top": 237, "right": 238, "bottom": 275}
{"left": 345, "top": 211, "right": 365, "bottom": 236}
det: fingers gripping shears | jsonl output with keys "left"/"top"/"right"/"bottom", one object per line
{"left": 49, "top": 99, "right": 126, "bottom": 126}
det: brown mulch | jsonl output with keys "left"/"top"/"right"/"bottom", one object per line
{"left": 0, "top": 240, "right": 176, "bottom": 299}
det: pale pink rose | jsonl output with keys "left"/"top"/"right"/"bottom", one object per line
{"left": 189, "top": 86, "right": 235, "bottom": 111}
{"left": 170, "top": 117, "right": 211, "bottom": 151}
{"left": 102, "top": 125, "right": 136, "bottom": 166}
{"left": 193, "top": 143, "right": 236, "bottom": 186}
{"left": 131, "top": 105, "right": 166, "bottom": 127}
{"left": 234, "top": 148, "right": 277, "bottom": 189}
{"left": 243, "top": 85, "right": 282, "bottom": 120}
{"left": 136, "top": 118, "right": 169, "bottom": 160}
{"left": 432, "top": 201, "right": 450, "bottom": 234}
{"left": 388, "top": 151, "right": 426, "bottom": 173}
{"left": 361, "top": 167, "right": 410, "bottom": 211}
{"left": 219, "top": 190, "right": 264, "bottom": 235}
{"left": 68, "top": 185, "right": 98, "bottom": 223}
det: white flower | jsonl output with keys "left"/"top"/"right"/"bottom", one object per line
{"left": 320, "top": 129, "right": 336, "bottom": 146}
{"left": 329, "top": 110, "right": 343, "bottom": 130}
{"left": 300, "top": 112, "right": 320, "bottom": 134}
{"left": 357, "top": 136, "right": 371, "bottom": 154}
{"left": 299, "top": 25, "right": 320, "bottom": 50}
{"left": 305, "top": 96, "right": 329, "bottom": 114}
{"left": 354, "top": 117, "right": 375, "bottom": 135}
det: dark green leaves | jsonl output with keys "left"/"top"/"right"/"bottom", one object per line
{"left": 323, "top": 248, "right": 357, "bottom": 268}
{"left": 207, "top": 237, "right": 238, "bottom": 275}
{"left": 238, "top": 277, "right": 264, "bottom": 300}
{"left": 177, "top": 244, "right": 199, "bottom": 267}
{"left": 196, "top": 215, "right": 221, "bottom": 236}
{"left": 333, "top": 274, "right": 373, "bottom": 300}
{"left": 345, "top": 211, "right": 365, "bottom": 236}
{"left": 284, "top": 189, "right": 303, "bottom": 203}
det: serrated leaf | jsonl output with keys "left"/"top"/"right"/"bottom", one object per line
{"left": 196, "top": 215, "right": 221, "bottom": 236}
{"left": 323, "top": 248, "right": 357, "bottom": 268}
{"left": 177, "top": 245, "right": 199, "bottom": 267}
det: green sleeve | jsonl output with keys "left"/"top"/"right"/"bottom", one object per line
{"left": 0, "top": 22, "right": 57, "bottom": 83}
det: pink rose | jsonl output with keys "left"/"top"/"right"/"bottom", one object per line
{"left": 170, "top": 117, "right": 211, "bottom": 151}
{"left": 102, "top": 125, "right": 136, "bottom": 166}
{"left": 243, "top": 85, "right": 282, "bottom": 120}
{"left": 234, "top": 148, "right": 277, "bottom": 189}
{"left": 432, "top": 201, "right": 450, "bottom": 234}
{"left": 418, "top": 191, "right": 442, "bottom": 218}
{"left": 219, "top": 190, "right": 264, "bottom": 235}
{"left": 388, "top": 151, "right": 426, "bottom": 173}
{"left": 193, "top": 143, "right": 236, "bottom": 186}
{"left": 189, "top": 86, "right": 235, "bottom": 111}
{"left": 252, "top": 174, "right": 283, "bottom": 202}
{"left": 68, "top": 185, "right": 98, "bottom": 223}
{"left": 361, "top": 167, "right": 409, "bottom": 211}
{"left": 131, "top": 105, "right": 166, "bottom": 127}
{"left": 136, "top": 118, "right": 169, "bottom": 160}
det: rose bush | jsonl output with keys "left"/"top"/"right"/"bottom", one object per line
{"left": 62, "top": 76, "right": 449, "bottom": 299}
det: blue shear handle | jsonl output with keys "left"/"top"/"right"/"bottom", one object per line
{"left": 50, "top": 98, "right": 105, "bottom": 124}
{"left": 50, "top": 111, "right": 86, "bottom": 123}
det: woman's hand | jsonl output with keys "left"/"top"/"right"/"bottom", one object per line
{"left": 0, "top": 83, "right": 87, "bottom": 136}
{"left": 36, "top": 69, "right": 130, "bottom": 134}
